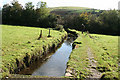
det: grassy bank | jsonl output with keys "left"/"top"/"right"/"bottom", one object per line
{"left": 2, "top": 25, "right": 67, "bottom": 78}
{"left": 66, "top": 31, "right": 118, "bottom": 79}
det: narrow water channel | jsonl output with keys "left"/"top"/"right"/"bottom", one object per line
{"left": 19, "top": 36, "right": 75, "bottom": 77}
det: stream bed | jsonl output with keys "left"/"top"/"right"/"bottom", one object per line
{"left": 18, "top": 36, "right": 75, "bottom": 77}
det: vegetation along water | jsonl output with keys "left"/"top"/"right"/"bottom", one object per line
{"left": 1, "top": 0, "right": 119, "bottom": 79}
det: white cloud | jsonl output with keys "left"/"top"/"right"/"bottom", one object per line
{"left": 2, "top": 0, "right": 120, "bottom": 10}
{"left": 0, "top": 0, "right": 2, "bottom": 8}
{"left": 41, "top": 0, "right": 119, "bottom": 10}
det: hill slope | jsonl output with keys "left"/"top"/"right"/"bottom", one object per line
{"left": 49, "top": 6, "right": 101, "bottom": 15}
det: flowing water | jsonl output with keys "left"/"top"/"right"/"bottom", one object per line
{"left": 19, "top": 36, "right": 75, "bottom": 77}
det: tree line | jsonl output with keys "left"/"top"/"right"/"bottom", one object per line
{"left": 2, "top": 0, "right": 58, "bottom": 28}
{"left": 2, "top": 0, "right": 120, "bottom": 35}
{"left": 64, "top": 10, "right": 120, "bottom": 35}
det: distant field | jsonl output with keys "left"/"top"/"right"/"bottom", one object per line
{"left": 49, "top": 6, "right": 101, "bottom": 15}
{"left": 2, "top": 25, "right": 67, "bottom": 77}
{"left": 67, "top": 31, "right": 118, "bottom": 79}
{"left": 49, "top": 6, "right": 91, "bottom": 10}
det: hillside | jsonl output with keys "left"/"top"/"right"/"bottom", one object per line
{"left": 49, "top": 6, "right": 102, "bottom": 16}
{"left": 49, "top": 6, "right": 91, "bottom": 10}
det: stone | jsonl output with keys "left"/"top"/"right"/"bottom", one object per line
{"left": 65, "top": 73, "right": 73, "bottom": 77}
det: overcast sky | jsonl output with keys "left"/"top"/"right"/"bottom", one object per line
{"left": 1, "top": 0, "right": 120, "bottom": 10}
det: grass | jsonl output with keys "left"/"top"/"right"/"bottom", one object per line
{"left": 89, "top": 34, "right": 118, "bottom": 79}
{"left": 2, "top": 25, "right": 67, "bottom": 78}
{"left": 1, "top": 25, "right": 119, "bottom": 79}
{"left": 67, "top": 31, "right": 118, "bottom": 79}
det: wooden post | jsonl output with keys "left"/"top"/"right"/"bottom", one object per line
{"left": 40, "top": 30, "right": 42, "bottom": 38}
{"left": 48, "top": 28, "right": 51, "bottom": 37}
{"left": 37, "top": 30, "right": 42, "bottom": 40}
{"left": 49, "top": 28, "right": 50, "bottom": 36}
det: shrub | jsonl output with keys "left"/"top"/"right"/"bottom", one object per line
{"left": 54, "top": 25, "right": 64, "bottom": 32}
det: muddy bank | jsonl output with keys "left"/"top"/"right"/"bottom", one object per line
{"left": 3, "top": 33, "right": 67, "bottom": 77}
{"left": 65, "top": 29, "right": 78, "bottom": 38}
{"left": 18, "top": 35, "right": 75, "bottom": 77}
{"left": 65, "top": 29, "right": 79, "bottom": 49}
{"left": 64, "top": 29, "right": 79, "bottom": 77}
{"left": 16, "top": 35, "right": 67, "bottom": 74}
{"left": 16, "top": 29, "right": 78, "bottom": 77}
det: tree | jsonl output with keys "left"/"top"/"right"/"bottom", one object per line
{"left": 98, "top": 10, "right": 119, "bottom": 35}
{"left": 10, "top": 0, "right": 23, "bottom": 25}
{"left": 2, "top": 0, "right": 52, "bottom": 27}
{"left": 25, "top": 2, "right": 34, "bottom": 10}
{"left": 2, "top": 4, "right": 11, "bottom": 24}
{"left": 0, "top": 9, "right": 2, "bottom": 24}
{"left": 21, "top": 2, "right": 36, "bottom": 26}
{"left": 48, "top": 14, "right": 57, "bottom": 28}
{"left": 36, "top": 1, "right": 50, "bottom": 27}
{"left": 64, "top": 13, "right": 89, "bottom": 31}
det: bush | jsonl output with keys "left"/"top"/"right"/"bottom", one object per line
{"left": 54, "top": 25, "right": 64, "bottom": 32}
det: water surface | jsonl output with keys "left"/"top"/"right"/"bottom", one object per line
{"left": 19, "top": 37, "right": 74, "bottom": 77}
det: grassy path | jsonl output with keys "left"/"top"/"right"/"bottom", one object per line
{"left": 66, "top": 31, "right": 118, "bottom": 79}
{"left": 86, "top": 34, "right": 102, "bottom": 78}
{"left": 87, "top": 47, "right": 102, "bottom": 78}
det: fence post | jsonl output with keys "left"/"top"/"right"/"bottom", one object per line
{"left": 37, "top": 30, "right": 42, "bottom": 40}
{"left": 48, "top": 28, "right": 51, "bottom": 37}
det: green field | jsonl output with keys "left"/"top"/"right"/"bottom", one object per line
{"left": 49, "top": 6, "right": 91, "bottom": 11}
{"left": 50, "top": 6, "right": 101, "bottom": 15}
{"left": 66, "top": 31, "right": 118, "bottom": 79}
{"left": 1, "top": 25, "right": 119, "bottom": 79}
{"left": 2, "top": 25, "right": 67, "bottom": 77}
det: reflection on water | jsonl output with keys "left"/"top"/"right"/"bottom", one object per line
{"left": 18, "top": 36, "right": 74, "bottom": 77}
